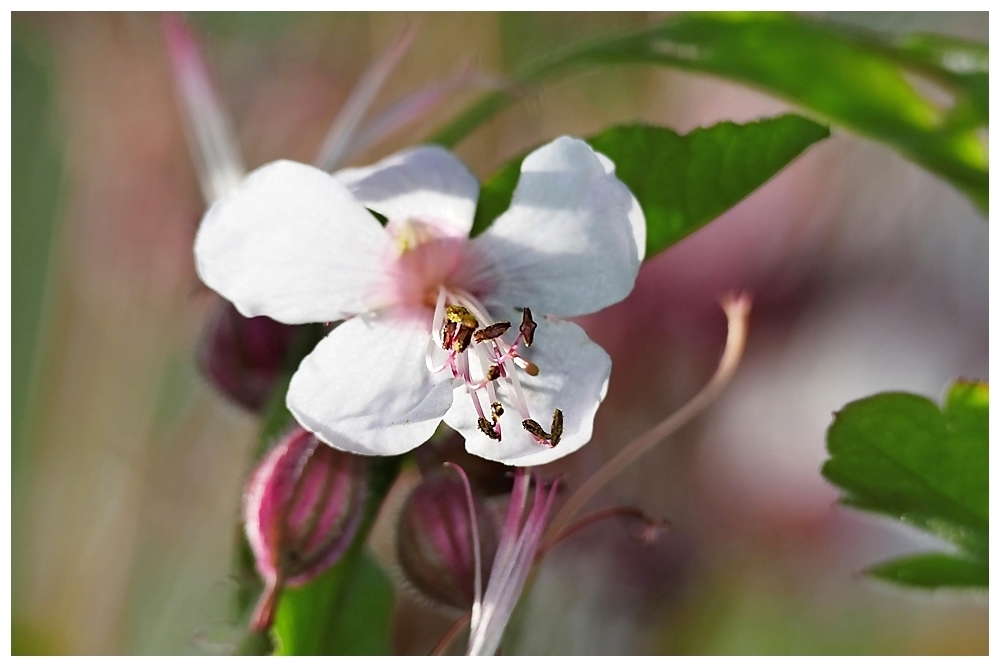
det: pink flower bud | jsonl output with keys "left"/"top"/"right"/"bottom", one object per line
{"left": 243, "top": 426, "right": 368, "bottom": 631}
{"left": 396, "top": 470, "right": 498, "bottom": 610}
{"left": 198, "top": 300, "right": 299, "bottom": 412}
{"left": 413, "top": 430, "right": 514, "bottom": 496}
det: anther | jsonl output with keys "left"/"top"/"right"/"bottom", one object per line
{"left": 549, "top": 409, "right": 564, "bottom": 447}
{"left": 453, "top": 326, "right": 475, "bottom": 353}
{"left": 521, "top": 419, "right": 553, "bottom": 447}
{"left": 519, "top": 308, "right": 537, "bottom": 347}
{"left": 478, "top": 417, "right": 501, "bottom": 441}
{"left": 443, "top": 304, "right": 478, "bottom": 353}
{"left": 474, "top": 321, "right": 511, "bottom": 343}
{"left": 514, "top": 356, "right": 539, "bottom": 376}
{"left": 491, "top": 402, "right": 504, "bottom": 419}
{"left": 445, "top": 304, "right": 479, "bottom": 329}
{"left": 439, "top": 320, "right": 455, "bottom": 348}
{"left": 485, "top": 365, "right": 502, "bottom": 382}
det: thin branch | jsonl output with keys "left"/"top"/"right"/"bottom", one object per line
{"left": 444, "top": 462, "right": 483, "bottom": 637}
{"left": 546, "top": 293, "right": 752, "bottom": 538}
{"left": 314, "top": 21, "right": 418, "bottom": 171}
{"left": 537, "top": 505, "right": 667, "bottom": 558}
{"left": 430, "top": 610, "right": 472, "bottom": 656}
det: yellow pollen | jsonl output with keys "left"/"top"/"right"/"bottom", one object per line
{"left": 445, "top": 304, "right": 479, "bottom": 330}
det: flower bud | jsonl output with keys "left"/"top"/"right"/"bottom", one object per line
{"left": 198, "top": 300, "right": 299, "bottom": 412}
{"left": 413, "top": 429, "right": 514, "bottom": 496}
{"left": 243, "top": 426, "right": 368, "bottom": 631}
{"left": 396, "top": 470, "right": 498, "bottom": 610}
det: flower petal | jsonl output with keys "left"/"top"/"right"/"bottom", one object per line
{"left": 594, "top": 151, "right": 646, "bottom": 262}
{"left": 194, "top": 160, "right": 391, "bottom": 324}
{"left": 334, "top": 146, "right": 479, "bottom": 236}
{"left": 287, "top": 309, "right": 456, "bottom": 457}
{"left": 465, "top": 136, "right": 642, "bottom": 317}
{"left": 444, "top": 310, "right": 611, "bottom": 467}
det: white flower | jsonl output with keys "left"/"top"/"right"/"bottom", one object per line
{"left": 194, "top": 136, "right": 644, "bottom": 466}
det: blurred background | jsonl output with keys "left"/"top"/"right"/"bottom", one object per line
{"left": 11, "top": 12, "right": 988, "bottom": 655}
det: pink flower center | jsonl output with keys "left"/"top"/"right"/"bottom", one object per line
{"left": 379, "top": 217, "right": 470, "bottom": 310}
{"left": 375, "top": 216, "right": 563, "bottom": 448}
{"left": 427, "top": 289, "right": 562, "bottom": 448}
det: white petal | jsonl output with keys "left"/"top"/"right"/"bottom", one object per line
{"left": 287, "top": 310, "right": 456, "bottom": 457}
{"left": 194, "top": 160, "right": 391, "bottom": 324}
{"left": 466, "top": 136, "right": 642, "bottom": 317}
{"left": 594, "top": 151, "right": 646, "bottom": 262}
{"left": 444, "top": 311, "right": 611, "bottom": 467}
{"left": 334, "top": 145, "right": 479, "bottom": 236}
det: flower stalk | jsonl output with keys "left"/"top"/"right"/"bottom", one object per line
{"left": 547, "top": 293, "right": 752, "bottom": 538}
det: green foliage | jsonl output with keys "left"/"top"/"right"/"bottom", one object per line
{"left": 273, "top": 551, "right": 395, "bottom": 655}
{"left": 866, "top": 553, "right": 987, "bottom": 589}
{"left": 11, "top": 23, "right": 64, "bottom": 504}
{"left": 432, "top": 12, "right": 988, "bottom": 211}
{"left": 471, "top": 115, "right": 829, "bottom": 258}
{"left": 823, "top": 381, "right": 988, "bottom": 590}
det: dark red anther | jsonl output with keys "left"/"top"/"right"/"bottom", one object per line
{"left": 474, "top": 321, "right": 511, "bottom": 343}
{"left": 478, "top": 417, "right": 502, "bottom": 441}
{"left": 519, "top": 308, "right": 537, "bottom": 347}
{"left": 549, "top": 409, "right": 564, "bottom": 447}
{"left": 521, "top": 418, "right": 552, "bottom": 446}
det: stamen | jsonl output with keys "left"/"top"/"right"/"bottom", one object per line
{"left": 453, "top": 326, "right": 475, "bottom": 354}
{"left": 521, "top": 419, "right": 553, "bottom": 447}
{"left": 441, "top": 319, "right": 458, "bottom": 351}
{"left": 501, "top": 358, "right": 532, "bottom": 420}
{"left": 445, "top": 304, "right": 479, "bottom": 329}
{"left": 444, "top": 304, "right": 478, "bottom": 353}
{"left": 512, "top": 355, "right": 539, "bottom": 376}
{"left": 478, "top": 417, "right": 501, "bottom": 440}
{"left": 549, "top": 409, "right": 563, "bottom": 447}
{"left": 484, "top": 376, "right": 500, "bottom": 409}
{"left": 485, "top": 388, "right": 503, "bottom": 440}
{"left": 458, "top": 354, "right": 488, "bottom": 423}
{"left": 433, "top": 289, "right": 556, "bottom": 449}
{"left": 474, "top": 321, "right": 511, "bottom": 343}
{"left": 519, "top": 308, "right": 537, "bottom": 347}
{"left": 431, "top": 286, "right": 448, "bottom": 346}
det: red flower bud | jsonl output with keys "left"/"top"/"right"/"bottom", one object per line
{"left": 198, "top": 300, "right": 299, "bottom": 412}
{"left": 413, "top": 429, "right": 514, "bottom": 496}
{"left": 396, "top": 470, "right": 498, "bottom": 610}
{"left": 243, "top": 427, "right": 368, "bottom": 631}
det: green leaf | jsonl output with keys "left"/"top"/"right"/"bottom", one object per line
{"left": 272, "top": 551, "right": 394, "bottom": 656}
{"left": 593, "top": 117, "right": 828, "bottom": 256}
{"left": 867, "top": 552, "right": 988, "bottom": 590}
{"left": 12, "top": 23, "right": 65, "bottom": 522}
{"left": 822, "top": 380, "right": 988, "bottom": 589}
{"left": 431, "top": 12, "right": 987, "bottom": 211}
{"left": 471, "top": 116, "right": 829, "bottom": 258}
